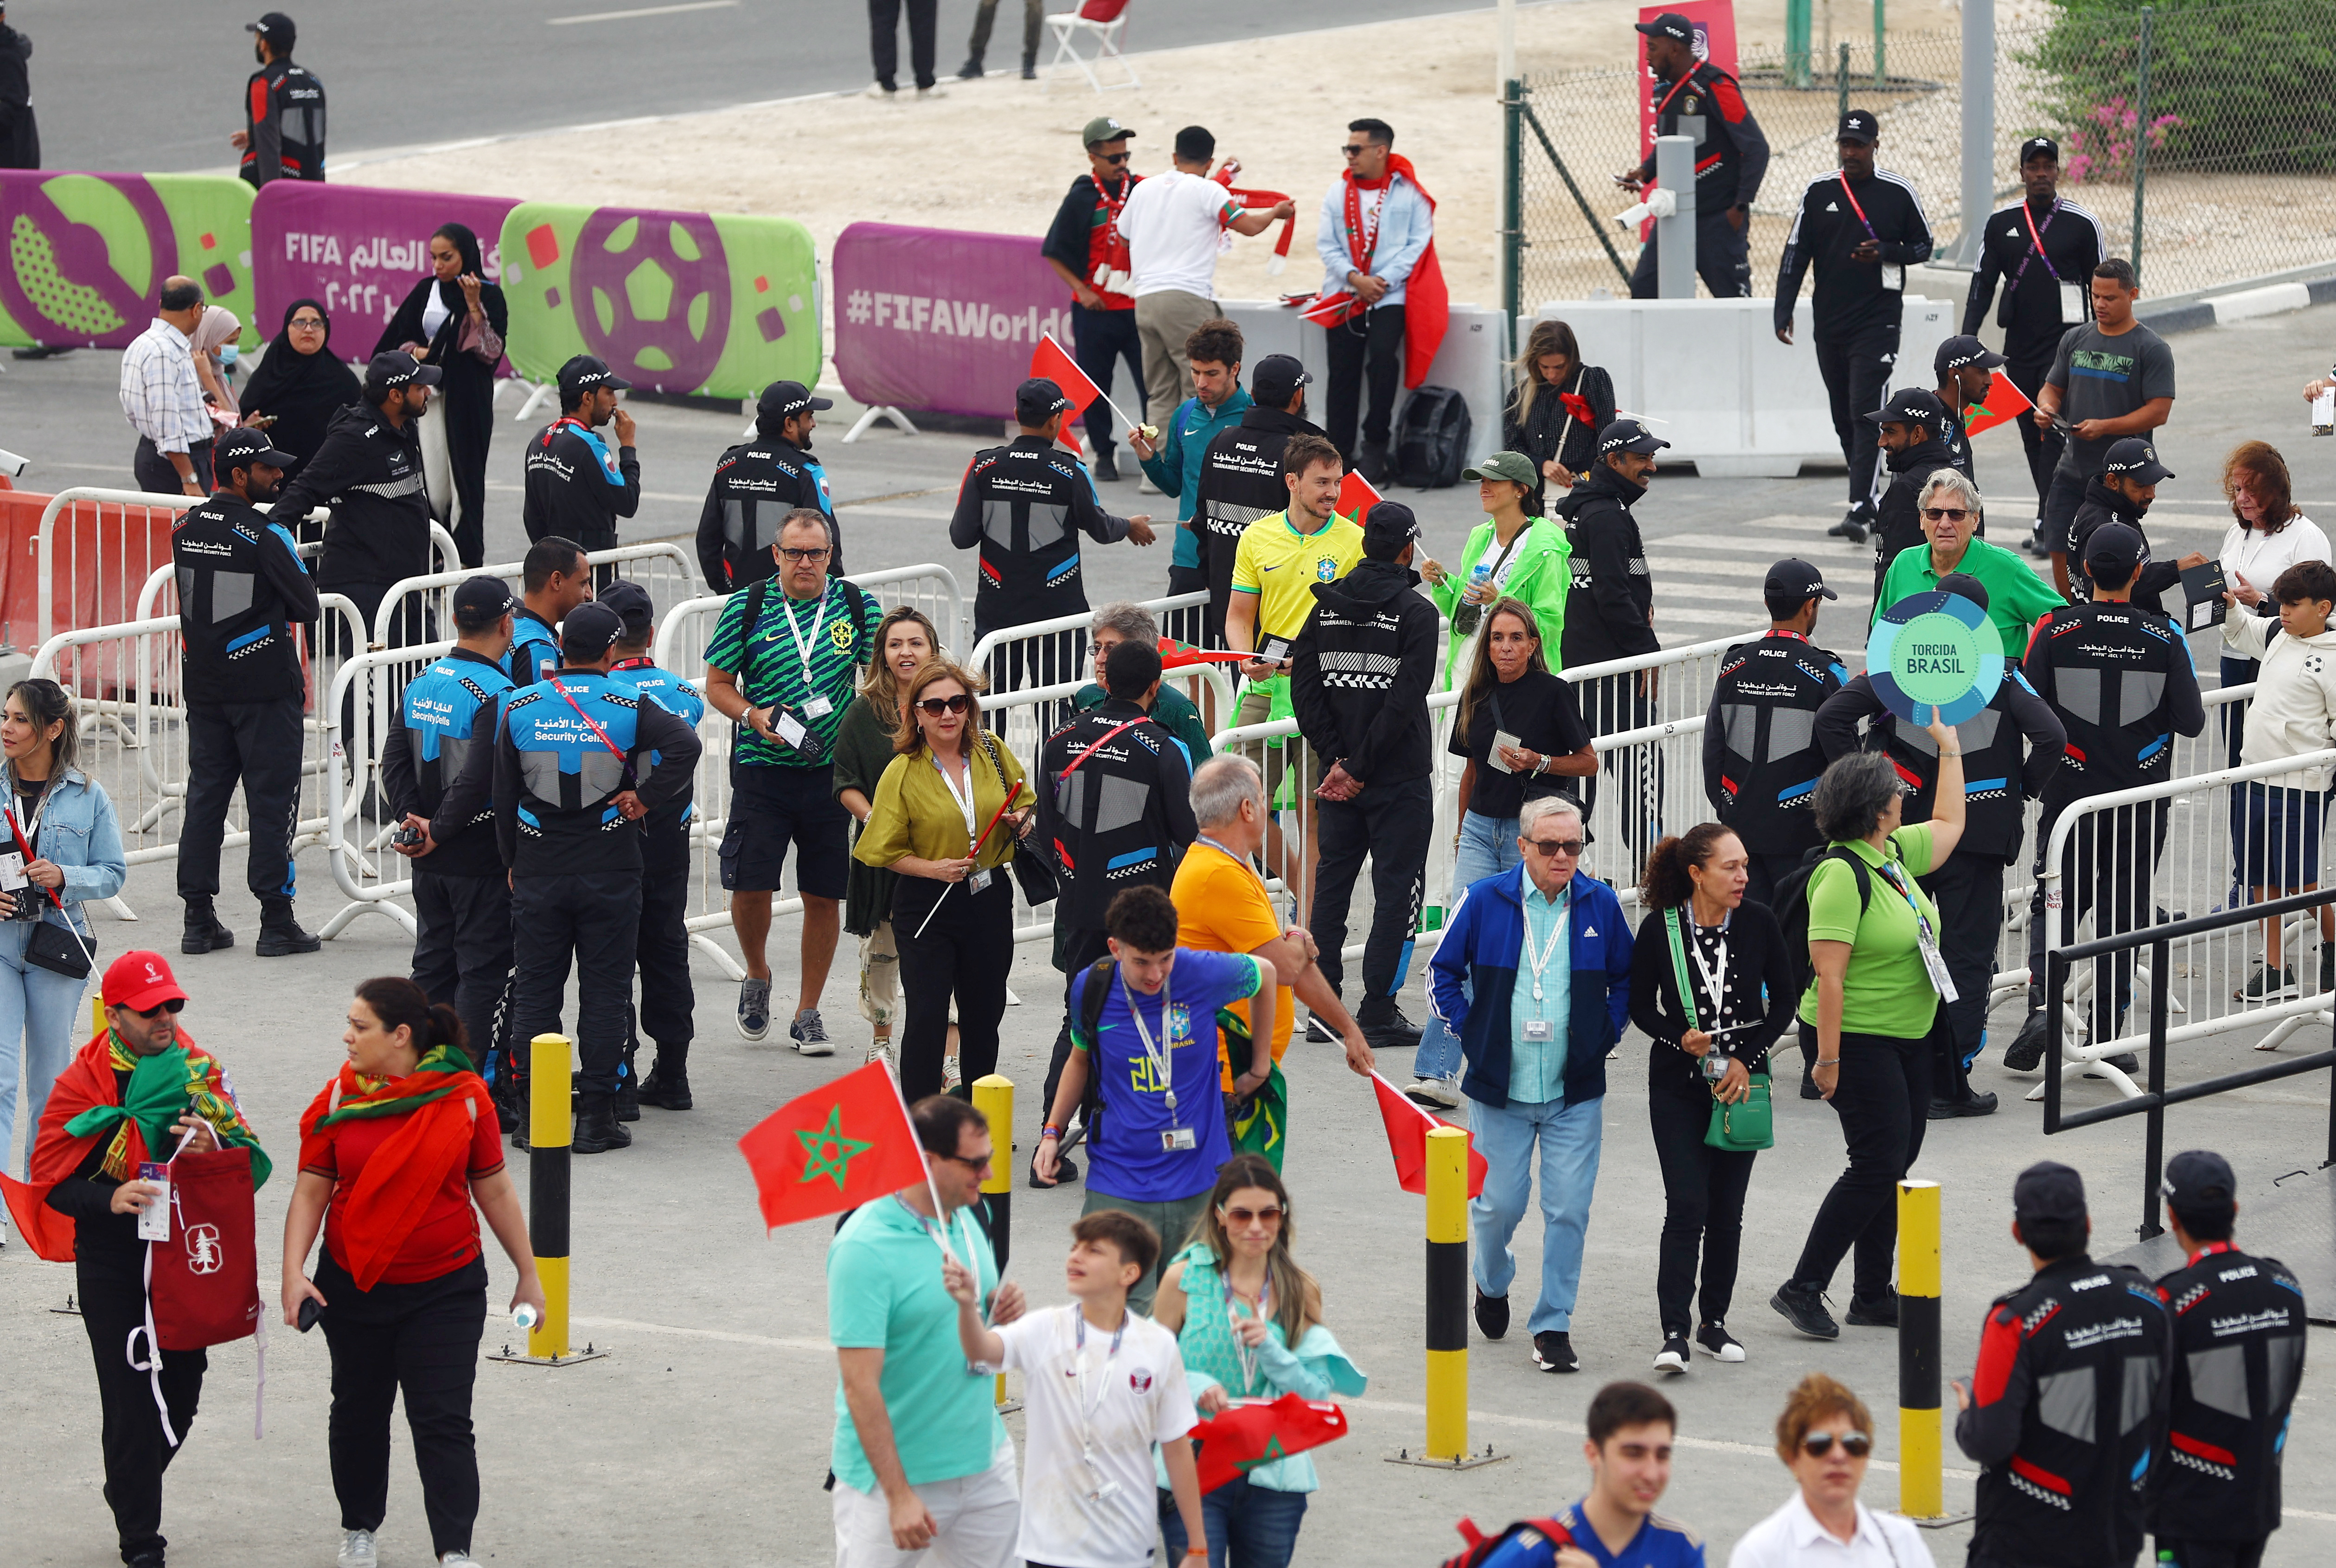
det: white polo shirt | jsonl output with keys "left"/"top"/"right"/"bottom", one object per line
{"left": 1726, "top": 1492, "right": 1936, "bottom": 1568}
{"left": 1118, "top": 169, "right": 1238, "bottom": 300}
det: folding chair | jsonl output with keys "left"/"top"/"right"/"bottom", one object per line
{"left": 1041, "top": 0, "right": 1139, "bottom": 94}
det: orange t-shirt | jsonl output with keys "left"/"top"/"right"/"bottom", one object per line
{"left": 1171, "top": 839, "right": 1290, "bottom": 1081}
{"left": 306, "top": 1106, "right": 506, "bottom": 1285}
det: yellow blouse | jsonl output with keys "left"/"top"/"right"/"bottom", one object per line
{"left": 853, "top": 735, "right": 1031, "bottom": 873}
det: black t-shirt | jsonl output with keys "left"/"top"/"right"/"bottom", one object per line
{"left": 1449, "top": 669, "right": 1590, "bottom": 819}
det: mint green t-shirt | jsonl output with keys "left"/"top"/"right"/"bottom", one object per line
{"left": 1797, "top": 824, "right": 1943, "bottom": 1040}
{"left": 828, "top": 1196, "right": 1005, "bottom": 1492}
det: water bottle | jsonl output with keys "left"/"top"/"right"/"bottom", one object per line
{"left": 1452, "top": 562, "right": 1495, "bottom": 637}
{"left": 513, "top": 1303, "right": 540, "bottom": 1332}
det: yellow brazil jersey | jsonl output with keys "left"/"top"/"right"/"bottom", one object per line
{"left": 1229, "top": 509, "right": 1366, "bottom": 642}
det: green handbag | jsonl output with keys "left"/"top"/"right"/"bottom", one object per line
{"left": 1661, "top": 907, "right": 1777, "bottom": 1153}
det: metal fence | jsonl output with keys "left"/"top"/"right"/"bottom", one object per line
{"left": 1504, "top": 0, "right": 2336, "bottom": 314}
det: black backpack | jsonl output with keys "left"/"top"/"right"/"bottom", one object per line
{"left": 1770, "top": 842, "right": 1874, "bottom": 996}
{"left": 1393, "top": 385, "right": 1472, "bottom": 489}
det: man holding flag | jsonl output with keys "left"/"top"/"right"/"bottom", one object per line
{"left": 1312, "top": 118, "right": 1443, "bottom": 483}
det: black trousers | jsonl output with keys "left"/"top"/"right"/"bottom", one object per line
{"left": 1044, "top": 923, "right": 1113, "bottom": 1123}
{"left": 1312, "top": 774, "right": 1431, "bottom": 999}
{"left": 1920, "top": 853, "right": 2005, "bottom": 1093}
{"left": 967, "top": 0, "right": 1042, "bottom": 64}
{"left": 634, "top": 822, "right": 696, "bottom": 1050}
{"left": 1744, "top": 850, "right": 1806, "bottom": 911}
{"left": 325, "top": 579, "right": 427, "bottom": 756}
{"left": 179, "top": 696, "right": 305, "bottom": 902}
{"left": 981, "top": 627, "right": 1082, "bottom": 734}
{"left": 868, "top": 0, "right": 938, "bottom": 89}
{"left": 80, "top": 1261, "right": 205, "bottom": 1563}
{"left": 1324, "top": 303, "right": 1407, "bottom": 459}
{"left": 1628, "top": 207, "right": 1753, "bottom": 300}
{"left": 510, "top": 869, "right": 641, "bottom": 1094}
{"left": 1577, "top": 674, "right": 1664, "bottom": 856}
{"left": 2026, "top": 800, "right": 2166, "bottom": 1038}
{"left": 317, "top": 1253, "right": 488, "bottom": 1560}
{"left": 410, "top": 868, "right": 513, "bottom": 1071}
{"left": 1648, "top": 1088, "right": 1757, "bottom": 1337}
{"left": 1164, "top": 563, "right": 1210, "bottom": 653}
{"left": 1791, "top": 1016, "right": 1936, "bottom": 1299}
{"left": 1813, "top": 321, "right": 1899, "bottom": 512}
{"left": 2003, "top": 348, "right": 2065, "bottom": 515}
{"left": 440, "top": 366, "right": 495, "bottom": 570}
{"left": 1072, "top": 303, "right": 1145, "bottom": 455}
{"left": 132, "top": 435, "right": 213, "bottom": 497}
{"left": 895, "top": 876, "right": 1014, "bottom": 1101}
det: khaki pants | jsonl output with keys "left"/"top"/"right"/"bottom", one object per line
{"left": 857, "top": 922, "right": 899, "bottom": 1028}
{"left": 1134, "top": 288, "right": 1216, "bottom": 432}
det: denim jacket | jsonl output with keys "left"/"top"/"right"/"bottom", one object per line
{"left": 0, "top": 763, "right": 128, "bottom": 940}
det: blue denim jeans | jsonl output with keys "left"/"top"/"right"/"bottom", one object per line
{"left": 1414, "top": 811, "right": 1522, "bottom": 1081}
{"left": 0, "top": 922, "right": 93, "bottom": 1179}
{"left": 1470, "top": 1092, "right": 1605, "bottom": 1334}
{"left": 1159, "top": 1477, "right": 1308, "bottom": 1568}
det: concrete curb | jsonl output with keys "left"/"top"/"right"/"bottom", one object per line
{"left": 2142, "top": 274, "right": 2336, "bottom": 336}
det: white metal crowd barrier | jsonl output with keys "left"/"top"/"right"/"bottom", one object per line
{"left": 129, "top": 523, "right": 461, "bottom": 623}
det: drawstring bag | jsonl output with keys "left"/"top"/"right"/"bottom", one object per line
{"left": 129, "top": 1141, "right": 266, "bottom": 1446}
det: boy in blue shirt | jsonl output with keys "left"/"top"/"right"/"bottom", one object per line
{"left": 1554, "top": 1382, "right": 1705, "bottom": 1568}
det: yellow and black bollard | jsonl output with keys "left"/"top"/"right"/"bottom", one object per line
{"left": 1898, "top": 1178, "right": 1945, "bottom": 1519}
{"left": 1388, "top": 1126, "right": 1503, "bottom": 1470}
{"left": 490, "top": 1033, "right": 605, "bottom": 1367}
{"left": 972, "top": 1074, "right": 1017, "bottom": 1410}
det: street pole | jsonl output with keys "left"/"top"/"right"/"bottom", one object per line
{"left": 1654, "top": 134, "right": 1696, "bottom": 300}
{"left": 1951, "top": 0, "right": 1995, "bottom": 265}
{"left": 2131, "top": 6, "right": 2154, "bottom": 284}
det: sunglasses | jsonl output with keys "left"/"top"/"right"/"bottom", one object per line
{"left": 1921, "top": 507, "right": 1970, "bottom": 522}
{"left": 123, "top": 998, "right": 186, "bottom": 1019}
{"left": 1341, "top": 144, "right": 1375, "bottom": 157}
{"left": 1525, "top": 838, "right": 1585, "bottom": 858}
{"left": 1800, "top": 1431, "right": 1873, "bottom": 1459}
{"left": 1099, "top": 150, "right": 1131, "bottom": 164}
{"left": 935, "top": 1150, "right": 992, "bottom": 1175}
{"left": 778, "top": 546, "right": 830, "bottom": 563}
{"left": 915, "top": 693, "right": 973, "bottom": 717}
{"left": 1221, "top": 1203, "right": 1284, "bottom": 1225}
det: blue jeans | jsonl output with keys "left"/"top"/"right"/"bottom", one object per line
{"left": 0, "top": 922, "right": 93, "bottom": 1179}
{"left": 1414, "top": 811, "right": 1522, "bottom": 1081}
{"left": 1159, "top": 1477, "right": 1308, "bottom": 1568}
{"left": 1470, "top": 1092, "right": 1604, "bottom": 1334}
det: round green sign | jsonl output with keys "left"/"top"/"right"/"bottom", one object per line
{"left": 1886, "top": 609, "right": 1985, "bottom": 707}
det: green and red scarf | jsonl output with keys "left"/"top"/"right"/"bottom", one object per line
{"left": 297, "top": 1041, "right": 493, "bottom": 1290}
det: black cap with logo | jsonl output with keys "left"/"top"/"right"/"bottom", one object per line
{"left": 1764, "top": 559, "right": 1838, "bottom": 604}
{"left": 1935, "top": 333, "right": 2007, "bottom": 377}
{"left": 2104, "top": 437, "right": 2175, "bottom": 485}
{"left": 1838, "top": 109, "right": 1880, "bottom": 144}
{"left": 1634, "top": 11, "right": 1696, "bottom": 42}
{"left": 1598, "top": 417, "right": 1669, "bottom": 456}
{"left": 2013, "top": 1160, "right": 2089, "bottom": 1226}
{"left": 1363, "top": 501, "right": 1421, "bottom": 559}
{"left": 453, "top": 575, "right": 519, "bottom": 626}
{"left": 558, "top": 354, "right": 632, "bottom": 397}
{"left": 598, "top": 578, "right": 656, "bottom": 643}
{"left": 1862, "top": 388, "right": 1949, "bottom": 429}
{"left": 757, "top": 379, "right": 832, "bottom": 422}
{"left": 2082, "top": 521, "right": 2148, "bottom": 588}
{"left": 211, "top": 427, "right": 298, "bottom": 479}
{"left": 1251, "top": 353, "right": 1312, "bottom": 408}
{"left": 365, "top": 351, "right": 442, "bottom": 395}
{"left": 2161, "top": 1149, "right": 2238, "bottom": 1213}
{"left": 560, "top": 601, "right": 626, "bottom": 663}
{"left": 246, "top": 12, "right": 295, "bottom": 47}
{"left": 2020, "top": 136, "right": 2061, "bottom": 165}
{"left": 1016, "top": 376, "right": 1074, "bottom": 425}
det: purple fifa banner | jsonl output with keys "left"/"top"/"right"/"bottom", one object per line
{"left": 251, "top": 181, "right": 518, "bottom": 358}
{"left": 832, "top": 221, "right": 1079, "bottom": 420}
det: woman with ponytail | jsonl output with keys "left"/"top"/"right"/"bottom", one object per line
{"left": 1626, "top": 824, "right": 1793, "bottom": 1377}
{"left": 282, "top": 978, "right": 542, "bottom": 1568}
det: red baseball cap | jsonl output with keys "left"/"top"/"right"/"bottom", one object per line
{"left": 104, "top": 950, "right": 189, "bottom": 1014}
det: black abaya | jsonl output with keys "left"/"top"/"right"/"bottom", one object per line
{"left": 375, "top": 223, "right": 509, "bottom": 569}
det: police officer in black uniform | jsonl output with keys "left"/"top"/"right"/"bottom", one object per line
{"left": 523, "top": 355, "right": 640, "bottom": 569}
{"left": 1865, "top": 389, "right": 1967, "bottom": 609}
{"left": 1618, "top": 11, "right": 1771, "bottom": 300}
{"left": 507, "top": 535, "right": 592, "bottom": 690}
{"left": 2007, "top": 524, "right": 2206, "bottom": 1074}
{"left": 1559, "top": 419, "right": 1665, "bottom": 848}
{"left": 1776, "top": 110, "right": 1934, "bottom": 544}
{"left": 1703, "top": 560, "right": 1848, "bottom": 908}
{"left": 494, "top": 602, "right": 700, "bottom": 1153}
{"left": 696, "top": 378, "right": 841, "bottom": 593}
{"left": 1817, "top": 572, "right": 2066, "bottom": 1115}
{"left": 2066, "top": 437, "right": 2202, "bottom": 614}
{"left": 1190, "top": 354, "right": 1318, "bottom": 648}
{"left": 948, "top": 376, "right": 1154, "bottom": 691}
{"left": 176, "top": 427, "right": 326, "bottom": 959}
{"left": 382, "top": 575, "right": 518, "bottom": 1121}
{"left": 1954, "top": 1161, "right": 2169, "bottom": 1568}
{"left": 234, "top": 12, "right": 325, "bottom": 187}
{"left": 1962, "top": 138, "right": 2107, "bottom": 548}
{"left": 2150, "top": 1149, "right": 2308, "bottom": 1568}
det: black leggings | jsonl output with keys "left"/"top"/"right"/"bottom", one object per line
{"left": 1648, "top": 1088, "right": 1758, "bottom": 1336}
{"left": 895, "top": 875, "right": 1014, "bottom": 1101}
{"left": 1791, "top": 1016, "right": 1935, "bottom": 1299}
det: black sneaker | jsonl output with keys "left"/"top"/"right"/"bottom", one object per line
{"left": 1531, "top": 1330, "right": 1578, "bottom": 1372}
{"left": 1356, "top": 999, "right": 1422, "bottom": 1050}
{"left": 2323, "top": 947, "right": 2335, "bottom": 993}
{"left": 2238, "top": 964, "right": 2298, "bottom": 1002}
{"left": 1474, "top": 1287, "right": 1509, "bottom": 1341}
{"left": 2003, "top": 1008, "right": 2050, "bottom": 1072}
{"left": 2104, "top": 1052, "right": 2140, "bottom": 1073}
{"left": 1846, "top": 1288, "right": 1900, "bottom": 1328}
{"left": 1652, "top": 1335, "right": 1689, "bottom": 1375}
{"left": 1827, "top": 506, "right": 1869, "bottom": 543}
{"left": 1694, "top": 1321, "right": 1745, "bottom": 1362}
{"left": 1093, "top": 449, "right": 1122, "bottom": 482}
{"left": 1358, "top": 442, "right": 1392, "bottom": 486}
{"left": 956, "top": 54, "right": 985, "bottom": 78}
{"left": 1305, "top": 1015, "right": 1338, "bottom": 1044}
{"left": 1927, "top": 1091, "right": 1998, "bottom": 1119}
{"left": 1771, "top": 1280, "right": 1839, "bottom": 1339}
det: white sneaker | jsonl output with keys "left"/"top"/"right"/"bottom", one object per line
{"left": 865, "top": 81, "right": 897, "bottom": 99}
{"left": 339, "top": 1528, "right": 378, "bottom": 1568}
{"left": 442, "top": 1553, "right": 483, "bottom": 1568}
{"left": 916, "top": 84, "right": 949, "bottom": 100}
{"left": 942, "top": 1053, "right": 963, "bottom": 1092}
{"left": 1403, "top": 1076, "right": 1461, "bottom": 1110}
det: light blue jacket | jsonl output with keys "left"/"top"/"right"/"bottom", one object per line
{"left": 0, "top": 762, "right": 128, "bottom": 941}
{"left": 1315, "top": 175, "right": 1433, "bottom": 307}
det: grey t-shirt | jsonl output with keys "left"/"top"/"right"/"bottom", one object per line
{"left": 2049, "top": 320, "right": 2176, "bottom": 479}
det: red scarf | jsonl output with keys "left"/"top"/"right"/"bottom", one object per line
{"left": 1302, "top": 154, "right": 1449, "bottom": 388}
{"left": 297, "top": 1060, "right": 494, "bottom": 1290}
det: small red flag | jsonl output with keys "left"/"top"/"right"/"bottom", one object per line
{"left": 1190, "top": 1394, "right": 1350, "bottom": 1493}
{"left": 738, "top": 1060, "right": 929, "bottom": 1230}
{"left": 1960, "top": 368, "right": 2035, "bottom": 438}
{"left": 1372, "top": 1071, "right": 1488, "bottom": 1198}
{"left": 1031, "top": 333, "right": 1104, "bottom": 453}
{"left": 1338, "top": 470, "right": 1382, "bottom": 524}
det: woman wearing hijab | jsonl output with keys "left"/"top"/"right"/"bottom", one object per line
{"left": 189, "top": 304, "right": 243, "bottom": 420}
{"left": 240, "top": 299, "right": 362, "bottom": 477}
{"left": 377, "top": 223, "right": 508, "bottom": 568}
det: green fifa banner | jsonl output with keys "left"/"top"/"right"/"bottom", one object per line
{"left": 497, "top": 202, "right": 819, "bottom": 399}
{"left": 0, "top": 172, "right": 257, "bottom": 350}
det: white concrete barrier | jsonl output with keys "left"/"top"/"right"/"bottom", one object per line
{"left": 1216, "top": 301, "right": 1508, "bottom": 469}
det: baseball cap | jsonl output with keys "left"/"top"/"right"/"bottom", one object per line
{"left": 1015, "top": 376, "right": 1074, "bottom": 425}
{"left": 104, "top": 950, "right": 189, "bottom": 1014}
{"left": 598, "top": 578, "right": 656, "bottom": 642}
{"left": 2082, "top": 521, "right": 2148, "bottom": 585}
{"left": 757, "top": 379, "right": 832, "bottom": 422}
{"left": 2104, "top": 437, "right": 2175, "bottom": 485}
{"left": 1764, "top": 559, "right": 1838, "bottom": 603}
{"left": 1935, "top": 334, "right": 2007, "bottom": 377}
{"left": 2013, "top": 1160, "right": 2088, "bottom": 1226}
{"left": 246, "top": 12, "right": 295, "bottom": 45}
{"left": 1634, "top": 11, "right": 1695, "bottom": 42}
{"left": 2020, "top": 135, "right": 2061, "bottom": 165}
{"left": 1598, "top": 417, "right": 1669, "bottom": 456}
{"left": 1862, "top": 388, "right": 1949, "bottom": 429}
{"left": 1250, "top": 353, "right": 1312, "bottom": 407}
{"left": 1838, "top": 109, "right": 1880, "bottom": 144}
{"left": 211, "top": 427, "right": 297, "bottom": 478}
{"left": 1461, "top": 451, "right": 1538, "bottom": 488}
{"left": 1937, "top": 571, "right": 1990, "bottom": 612}
{"left": 560, "top": 601, "right": 625, "bottom": 663}
{"left": 1362, "top": 501, "right": 1421, "bottom": 558}
{"left": 452, "top": 575, "right": 519, "bottom": 626}
{"left": 558, "top": 354, "right": 631, "bottom": 397}
{"left": 2161, "top": 1149, "right": 2238, "bottom": 1212}
{"left": 1082, "top": 115, "right": 1136, "bottom": 147}
{"left": 365, "top": 351, "right": 442, "bottom": 395}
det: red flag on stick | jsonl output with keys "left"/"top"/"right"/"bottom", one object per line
{"left": 1031, "top": 333, "right": 1104, "bottom": 454}
{"left": 1371, "top": 1071, "right": 1488, "bottom": 1198}
{"left": 1190, "top": 1394, "right": 1350, "bottom": 1492}
{"left": 1338, "top": 470, "right": 1382, "bottom": 525}
{"left": 738, "top": 1060, "right": 929, "bottom": 1230}
{"left": 1960, "top": 368, "right": 2035, "bottom": 437}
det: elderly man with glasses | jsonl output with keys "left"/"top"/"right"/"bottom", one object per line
{"left": 1427, "top": 794, "right": 1633, "bottom": 1376}
{"left": 1876, "top": 472, "right": 2065, "bottom": 660}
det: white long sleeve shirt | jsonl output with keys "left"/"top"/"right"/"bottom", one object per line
{"left": 2224, "top": 603, "right": 2336, "bottom": 790}
{"left": 118, "top": 318, "right": 210, "bottom": 455}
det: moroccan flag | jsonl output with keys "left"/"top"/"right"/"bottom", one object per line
{"left": 1961, "top": 369, "right": 2035, "bottom": 437}
{"left": 1031, "top": 333, "right": 1105, "bottom": 453}
{"left": 1371, "top": 1071, "right": 1489, "bottom": 1198}
{"left": 1190, "top": 1394, "right": 1350, "bottom": 1493}
{"left": 738, "top": 1060, "right": 928, "bottom": 1229}
{"left": 1339, "top": 470, "right": 1382, "bottom": 525}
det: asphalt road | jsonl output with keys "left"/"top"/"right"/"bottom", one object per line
{"left": 8, "top": 0, "right": 1494, "bottom": 174}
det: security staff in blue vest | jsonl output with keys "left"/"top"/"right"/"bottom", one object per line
{"left": 173, "top": 427, "right": 324, "bottom": 959}
{"left": 494, "top": 601, "right": 701, "bottom": 1152}
{"left": 383, "top": 575, "right": 519, "bottom": 1120}
{"left": 507, "top": 535, "right": 592, "bottom": 690}
{"left": 601, "top": 579, "right": 707, "bottom": 1116}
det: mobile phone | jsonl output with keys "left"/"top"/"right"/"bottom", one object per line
{"left": 296, "top": 1296, "right": 323, "bottom": 1333}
